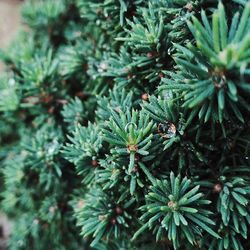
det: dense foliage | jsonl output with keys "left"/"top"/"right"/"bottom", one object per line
{"left": 0, "top": 0, "right": 249, "bottom": 249}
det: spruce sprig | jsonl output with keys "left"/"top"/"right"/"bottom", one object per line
{"left": 160, "top": 2, "right": 250, "bottom": 123}
{"left": 133, "top": 172, "right": 220, "bottom": 249}
{"left": 102, "top": 109, "right": 155, "bottom": 174}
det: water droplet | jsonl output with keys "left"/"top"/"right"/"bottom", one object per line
{"left": 157, "top": 122, "right": 176, "bottom": 139}
{"left": 8, "top": 78, "right": 15, "bottom": 86}
{"left": 98, "top": 62, "right": 108, "bottom": 73}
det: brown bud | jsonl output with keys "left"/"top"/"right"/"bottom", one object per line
{"left": 91, "top": 160, "right": 99, "bottom": 167}
{"left": 159, "top": 72, "right": 164, "bottom": 78}
{"left": 110, "top": 218, "right": 116, "bottom": 225}
{"left": 47, "top": 27, "right": 52, "bottom": 34}
{"left": 213, "top": 183, "right": 223, "bottom": 193}
{"left": 135, "top": 155, "right": 140, "bottom": 162}
{"left": 141, "top": 93, "right": 149, "bottom": 101}
{"left": 168, "top": 201, "right": 177, "bottom": 210}
{"left": 48, "top": 107, "right": 55, "bottom": 114}
{"left": 41, "top": 95, "right": 53, "bottom": 104}
{"left": 56, "top": 99, "right": 68, "bottom": 104}
{"left": 127, "top": 73, "right": 133, "bottom": 79}
{"left": 147, "top": 52, "right": 154, "bottom": 58}
{"left": 115, "top": 206, "right": 123, "bottom": 215}
{"left": 77, "top": 199, "right": 85, "bottom": 209}
{"left": 62, "top": 80, "right": 67, "bottom": 85}
{"left": 132, "top": 165, "right": 139, "bottom": 173}
{"left": 161, "top": 237, "right": 172, "bottom": 246}
{"left": 127, "top": 144, "right": 138, "bottom": 152}
{"left": 83, "top": 63, "right": 88, "bottom": 70}
{"left": 227, "top": 139, "right": 235, "bottom": 150}
{"left": 42, "top": 223, "right": 49, "bottom": 229}
{"left": 76, "top": 91, "right": 88, "bottom": 100}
